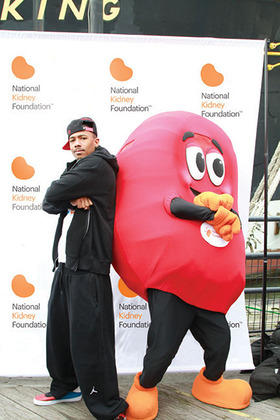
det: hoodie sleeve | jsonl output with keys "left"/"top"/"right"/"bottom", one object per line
{"left": 43, "top": 155, "right": 102, "bottom": 214}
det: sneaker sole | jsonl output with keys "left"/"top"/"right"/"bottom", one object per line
{"left": 33, "top": 395, "right": 82, "bottom": 406}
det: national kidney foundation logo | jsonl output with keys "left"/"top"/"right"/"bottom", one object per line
{"left": 11, "top": 156, "right": 41, "bottom": 211}
{"left": 109, "top": 57, "right": 151, "bottom": 114}
{"left": 200, "top": 63, "right": 224, "bottom": 87}
{"left": 117, "top": 278, "right": 150, "bottom": 330}
{"left": 200, "top": 62, "right": 242, "bottom": 119}
{"left": 12, "top": 156, "right": 35, "bottom": 180}
{"left": 12, "top": 56, "right": 35, "bottom": 80}
{"left": 110, "top": 58, "right": 133, "bottom": 81}
{"left": 11, "top": 274, "right": 46, "bottom": 330}
{"left": 12, "top": 274, "right": 35, "bottom": 298}
{"left": 11, "top": 55, "right": 53, "bottom": 111}
{"left": 118, "top": 278, "right": 137, "bottom": 298}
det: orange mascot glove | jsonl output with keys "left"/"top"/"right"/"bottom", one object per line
{"left": 208, "top": 206, "right": 241, "bottom": 241}
{"left": 193, "top": 192, "right": 234, "bottom": 211}
{"left": 193, "top": 192, "right": 240, "bottom": 241}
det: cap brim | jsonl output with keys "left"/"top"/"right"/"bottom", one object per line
{"left": 62, "top": 141, "right": 70, "bottom": 150}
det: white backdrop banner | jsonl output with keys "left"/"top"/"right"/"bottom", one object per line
{"left": 0, "top": 31, "right": 264, "bottom": 376}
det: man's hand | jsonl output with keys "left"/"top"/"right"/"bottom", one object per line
{"left": 70, "top": 196, "right": 93, "bottom": 210}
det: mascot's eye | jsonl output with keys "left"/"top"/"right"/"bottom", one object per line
{"left": 206, "top": 152, "right": 225, "bottom": 186}
{"left": 186, "top": 146, "right": 205, "bottom": 180}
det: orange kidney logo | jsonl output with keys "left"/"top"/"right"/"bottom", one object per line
{"left": 12, "top": 274, "right": 35, "bottom": 298}
{"left": 12, "top": 56, "right": 35, "bottom": 80}
{"left": 201, "top": 64, "right": 224, "bottom": 87}
{"left": 11, "top": 157, "right": 35, "bottom": 180}
{"left": 110, "top": 58, "right": 133, "bottom": 81}
{"left": 118, "top": 278, "right": 137, "bottom": 298}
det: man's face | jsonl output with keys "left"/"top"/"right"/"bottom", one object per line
{"left": 68, "top": 130, "right": 99, "bottom": 160}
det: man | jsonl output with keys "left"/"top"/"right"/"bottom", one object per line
{"left": 34, "top": 117, "right": 128, "bottom": 420}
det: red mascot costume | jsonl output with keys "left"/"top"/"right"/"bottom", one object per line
{"left": 113, "top": 111, "right": 252, "bottom": 420}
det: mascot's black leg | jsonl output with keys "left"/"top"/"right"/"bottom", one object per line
{"left": 140, "top": 288, "right": 195, "bottom": 388}
{"left": 190, "top": 308, "right": 230, "bottom": 381}
{"left": 191, "top": 308, "right": 252, "bottom": 409}
{"left": 125, "top": 289, "right": 196, "bottom": 420}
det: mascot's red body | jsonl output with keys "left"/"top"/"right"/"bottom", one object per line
{"left": 113, "top": 111, "right": 251, "bottom": 420}
{"left": 113, "top": 111, "right": 245, "bottom": 314}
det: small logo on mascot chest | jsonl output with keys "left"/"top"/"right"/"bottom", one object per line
{"left": 200, "top": 222, "right": 229, "bottom": 248}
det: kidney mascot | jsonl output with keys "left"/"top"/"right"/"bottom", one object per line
{"left": 113, "top": 111, "right": 252, "bottom": 420}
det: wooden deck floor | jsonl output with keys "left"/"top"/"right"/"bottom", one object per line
{"left": 0, "top": 371, "right": 279, "bottom": 420}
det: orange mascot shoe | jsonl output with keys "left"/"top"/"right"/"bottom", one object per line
{"left": 192, "top": 367, "right": 252, "bottom": 410}
{"left": 125, "top": 372, "right": 158, "bottom": 420}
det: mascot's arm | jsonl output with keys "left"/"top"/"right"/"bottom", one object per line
{"left": 169, "top": 197, "right": 215, "bottom": 221}
{"left": 165, "top": 192, "right": 241, "bottom": 242}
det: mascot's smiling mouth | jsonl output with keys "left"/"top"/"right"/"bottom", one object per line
{"left": 190, "top": 187, "right": 200, "bottom": 196}
{"left": 190, "top": 187, "right": 227, "bottom": 198}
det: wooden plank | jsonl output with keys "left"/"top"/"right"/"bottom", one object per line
{"left": 0, "top": 393, "right": 44, "bottom": 420}
{"left": 1, "top": 373, "right": 280, "bottom": 419}
{"left": 0, "top": 378, "right": 91, "bottom": 420}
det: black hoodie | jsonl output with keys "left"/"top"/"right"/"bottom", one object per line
{"left": 43, "top": 146, "right": 119, "bottom": 274}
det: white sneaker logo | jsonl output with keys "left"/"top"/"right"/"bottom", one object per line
{"left": 90, "top": 386, "right": 98, "bottom": 395}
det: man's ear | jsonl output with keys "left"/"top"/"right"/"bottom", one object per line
{"left": 94, "top": 137, "right": 100, "bottom": 148}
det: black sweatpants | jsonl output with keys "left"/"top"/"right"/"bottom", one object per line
{"left": 46, "top": 263, "right": 128, "bottom": 420}
{"left": 140, "top": 289, "right": 231, "bottom": 388}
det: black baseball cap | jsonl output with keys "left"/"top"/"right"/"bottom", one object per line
{"left": 63, "top": 117, "right": 98, "bottom": 150}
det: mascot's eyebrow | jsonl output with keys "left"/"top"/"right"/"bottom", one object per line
{"left": 182, "top": 132, "right": 194, "bottom": 141}
{"left": 212, "top": 139, "right": 223, "bottom": 154}
{"left": 182, "top": 133, "right": 223, "bottom": 155}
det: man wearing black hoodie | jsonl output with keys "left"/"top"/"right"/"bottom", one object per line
{"left": 34, "top": 118, "right": 128, "bottom": 420}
